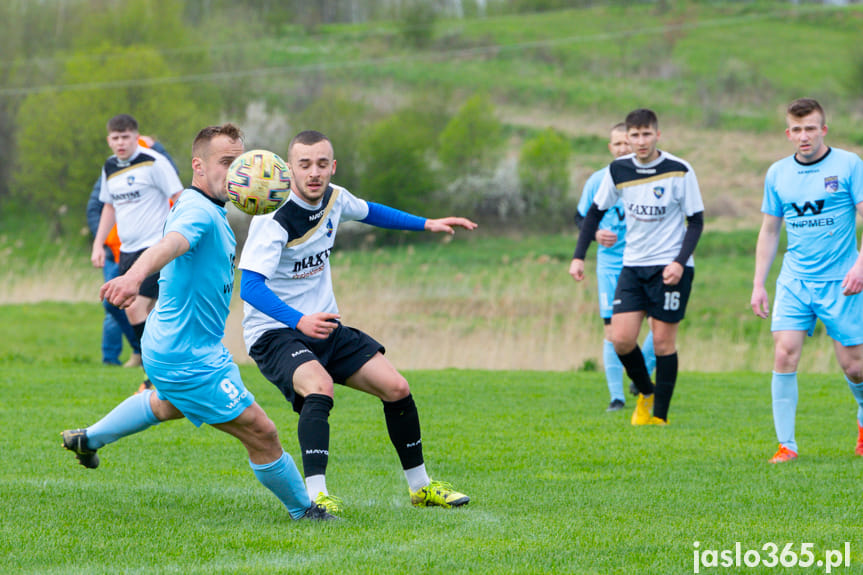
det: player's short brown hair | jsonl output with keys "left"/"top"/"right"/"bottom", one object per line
{"left": 786, "top": 98, "right": 825, "bottom": 124}
{"left": 106, "top": 114, "right": 138, "bottom": 134}
{"left": 192, "top": 123, "right": 243, "bottom": 158}
{"left": 625, "top": 109, "right": 658, "bottom": 131}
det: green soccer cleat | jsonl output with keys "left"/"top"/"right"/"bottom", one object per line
{"left": 61, "top": 428, "right": 100, "bottom": 469}
{"left": 314, "top": 492, "right": 344, "bottom": 514}
{"left": 410, "top": 480, "right": 470, "bottom": 508}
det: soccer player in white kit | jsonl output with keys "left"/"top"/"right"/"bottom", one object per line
{"left": 240, "top": 130, "right": 476, "bottom": 514}
{"left": 575, "top": 122, "right": 656, "bottom": 412}
{"left": 750, "top": 98, "right": 863, "bottom": 463}
{"left": 570, "top": 108, "right": 705, "bottom": 426}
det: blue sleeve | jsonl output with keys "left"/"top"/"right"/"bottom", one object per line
{"left": 86, "top": 178, "right": 103, "bottom": 236}
{"left": 240, "top": 270, "right": 304, "bottom": 329}
{"left": 360, "top": 202, "right": 426, "bottom": 231}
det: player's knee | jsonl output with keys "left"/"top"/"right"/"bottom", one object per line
{"left": 382, "top": 375, "right": 411, "bottom": 402}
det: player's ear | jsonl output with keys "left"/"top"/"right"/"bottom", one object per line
{"left": 191, "top": 157, "right": 203, "bottom": 175}
{"left": 331, "top": 159, "right": 337, "bottom": 176}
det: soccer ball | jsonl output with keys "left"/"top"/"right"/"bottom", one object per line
{"left": 226, "top": 149, "right": 291, "bottom": 215}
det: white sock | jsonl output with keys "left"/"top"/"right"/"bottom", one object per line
{"left": 305, "top": 474, "right": 327, "bottom": 500}
{"left": 404, "top": 464, "right": 430, "bottom": 492}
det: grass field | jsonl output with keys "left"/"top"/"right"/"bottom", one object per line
{"left": 2, "top": 365, "right": 863, "bottom": 574}
{"left": 2, "top": 231, "right": 861, "bottom": 573}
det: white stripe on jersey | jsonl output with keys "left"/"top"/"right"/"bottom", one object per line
{"left": 238, "top": 184, "right": 369, "bottom": 351}
{"left": 594, "top": 151, "right": 704, "bottom": 267}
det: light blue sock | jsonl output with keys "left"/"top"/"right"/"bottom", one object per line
{"left": 86, "top": 389, "right": 160, "bottom": 450}
{"left": 844, "top": 376, "right": 863, "bottom": 425}
{"left": 603, "top": 339, "right": 625, "bottom": 402}
{"left": 772, "top": 371, "right": 798, "bottom": 453}
{"left": 250, "top": 452, "right": 312, "bottom": 519}
{"left": 642, "top": 331, "right": 656, "bottom": 377}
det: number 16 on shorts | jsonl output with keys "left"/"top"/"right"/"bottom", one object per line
{"left": 693, "top": 541, "right": 851, "bottom": 573}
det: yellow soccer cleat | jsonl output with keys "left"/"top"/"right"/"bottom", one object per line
{"left": 769, "top": 445, "right": 798, "bottom": 464}
{"left": 410, "top": 480, "right": 469, "bottom": 508}
{"left": 631, "top": 393, "right": 655, "bottom": 426}
{"left": 314, "top": 492, "right": 344, "bottom": 514}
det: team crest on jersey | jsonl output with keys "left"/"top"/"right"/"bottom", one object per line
{"left": 652, "top": 186, "right": 665, "bottom": 199}
{"left": 127, "top": 175, "right": 136, "bottom": 186}
{"left": 326, "top": 219, "right": 333, "bottom": 237}
{"left": 824, "top": 176, "right": 838, "bottom": 192}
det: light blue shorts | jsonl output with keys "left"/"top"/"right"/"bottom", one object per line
{"left": 596, "top": 268, "right": 622, "bottom": 320}
{"left": 771, "top": 276, "right": 863, "bottom": 347}
{"left": 145, "top": 357, "right": 255, "bottom": 428}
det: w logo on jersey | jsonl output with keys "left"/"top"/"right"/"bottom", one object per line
{"left": 824, "top": 176, "right": 838, "bottom": 192}
{"left": 790, "top": 200, "right": 825, "bottom": 216}
{"left": 652, "top": 186, "right": 665, "bottom": 199}
{"left": 127, "top": 175, "right": 136, "bottom": 186}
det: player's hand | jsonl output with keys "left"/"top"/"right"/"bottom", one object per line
{"left": 662, "top": 262, "right": 683, "bottom": 286}
{"left": 297, "top": 312, "right": 341, "bottom": 340}
{"left": 91, "top": 244, "right": 105, "bottom": 268}
{"left": 100, "top": 275, "right": 140, "bottom": 309}
{"left": 841, "top": 263, "right": 863, "bottom": 296}
{"left": 424, "top": 217, "right": 478, "bottom": 234}
{"left": 569, "top": 259, "right": 585, "bottom": 282}
{"left": 750, "top": 286, "right": 770, "bottom": 319}
{"left": 595, "top": 229, "right": 618, "bottom": 248}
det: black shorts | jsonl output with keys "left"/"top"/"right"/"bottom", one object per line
{"left": 613, "top": 265, "right": 695, "bottom": 323}
{"left": 248, "top": 323, "right": 385, "bottom": 413}
{"left": 118, "top": 249, "right": 160, "bottom": 299}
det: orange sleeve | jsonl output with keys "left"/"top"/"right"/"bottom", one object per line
{"left": 105, "top": 225, "right": 121, "bottom": 262}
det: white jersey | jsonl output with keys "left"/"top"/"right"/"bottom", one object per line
{"left": 239, "top": 184, "right": 369, "bottom": 351}
{"left": 594, "top": 151, "right": 704, "bottom": 267}
{"left": 99, "top": 147, "right": 183, "bottom": 253}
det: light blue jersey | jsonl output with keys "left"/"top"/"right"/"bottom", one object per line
{"left": 577, "top": 167, "right": 626, "bottom": 273}
{"left": 762, "top": 147, "right": 863, "bottom": 281}
{"left": 143, "top": 187, "right": 237, "bottom": 366}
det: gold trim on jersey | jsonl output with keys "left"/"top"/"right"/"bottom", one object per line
{"left": 106, "top": 161, "right": 156, "bottom": 181}
{"left": 617, "top": 171, "right": 686, "bottom": 189}
{"left": 286, "top": 188, "right": 341, "bottom": 248}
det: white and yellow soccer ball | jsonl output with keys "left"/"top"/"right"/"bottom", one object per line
{"left": 226, "top": 149, "right": 291, "bottom": 215}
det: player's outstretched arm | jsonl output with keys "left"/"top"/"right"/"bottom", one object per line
{"left": 101, "top": 231, "right": 190, "bottom": 309}
{"left": 424, "top": 217, "right": 477, "bottom": 234}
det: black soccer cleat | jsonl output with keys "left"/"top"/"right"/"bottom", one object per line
{"left": 301, "top": 503, "right": 340, "bottom": 521}
{"left": 62, "top": 428, "right": 100, "bottom": 469}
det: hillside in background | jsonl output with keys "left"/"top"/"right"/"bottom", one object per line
{"left": 1, "top": 1, "right": 862, "bottom": 253}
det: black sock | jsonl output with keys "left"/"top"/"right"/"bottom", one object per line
{"left": 297, "top": 394, "right": 333, "bottom": 477}
{"left": 653, "top": 352, "right": 679, "bottom": 421}
{"left": 383, "top": 394, "right": 424, "bottom": 470}
{"left": 618, "top": 345, "right": 654, "bottom": 395}
{"left": 131, "top": 322, "right": 146, "bottom": 348}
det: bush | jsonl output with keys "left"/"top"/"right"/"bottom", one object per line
{"left": 438, "top": 93, "right": 503, "bottom": 174}
{"left": 517, "top": 128, "right": 571, "bottom": 225}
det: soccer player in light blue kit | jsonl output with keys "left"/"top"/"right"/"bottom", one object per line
{"left": 575, "top": 123, "right": 656, "bottom": 412}
{"left": 751, "top": 98, "right": 863, "bottom": 463}
{"left": 62, "top": 124, "right": 334, "bottom": 520}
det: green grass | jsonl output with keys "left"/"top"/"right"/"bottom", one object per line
{"left": 256, "top": 2, "right": 863, "bottom": 133}
{"left": 2, "top": 366, "right": 863, "bottom": 574}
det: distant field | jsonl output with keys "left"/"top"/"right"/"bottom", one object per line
{"left": 2, "top": 366, "right": 862, "bottom": 574}
{"left": 0, "top": 230, "right": 845, "bottom": 375}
